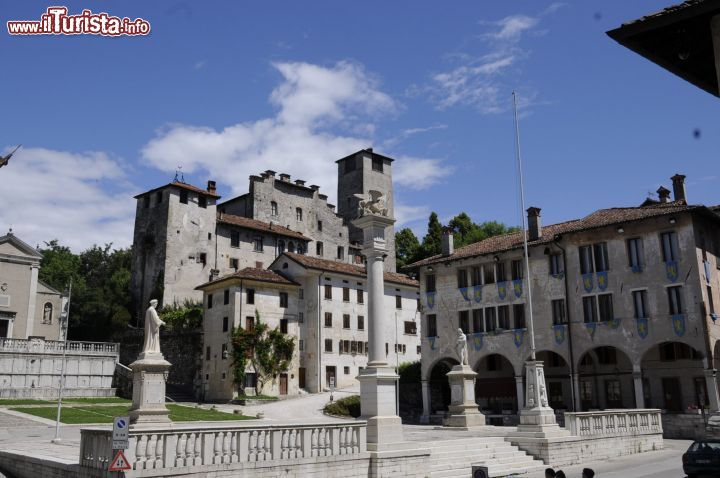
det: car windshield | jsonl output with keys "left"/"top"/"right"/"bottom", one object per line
{"left": 689, "top": 441, "right": 720, "bottom": 452}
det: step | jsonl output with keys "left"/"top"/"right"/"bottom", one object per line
{"left": 430, "top": 451, "right": 529, "bottom": 467}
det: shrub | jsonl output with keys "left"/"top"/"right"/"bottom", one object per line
{"left": 323, "top": 395, "right": 361, "bottom": 418}
{"left": 398, "top": 361, "right": 421, "bottom": 384}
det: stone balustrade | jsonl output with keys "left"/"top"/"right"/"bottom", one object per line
{"left": 564, "top": 409, "right": 662, "bottom": 437}
{"left": 80, "top": 421, "right": 367, "bottom": 471}
{"left": 0, "top": 338, "right": 119, "bottom": 355}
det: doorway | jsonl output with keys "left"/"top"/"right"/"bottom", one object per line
{"left": 326, "top": 366, "right": 336, "bottom": 389}
{"left": 662, "top": 377, "right": 682, "bottom": 411}
{"left": 279, "top": 373, "right": 288, "bottom": 395}
{"left": 298, "top": 367, "right": 306, "bottom": 389}
{"left": 0, "top": 320, "right": 8, "bottom": 338}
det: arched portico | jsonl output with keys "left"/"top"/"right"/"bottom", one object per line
{"left": 577, "top": 346, "right": 634, "bottom": 410}
{"left": 641, "top": 341, "right": 707, "bottom": 411}
{"left": 474, "top": 354, "right": 518, "bottom": 416}
{"left": 427, "top": 357, "right": 460, "bottom": 415}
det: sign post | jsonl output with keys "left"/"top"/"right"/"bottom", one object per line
{"left": 112, "top": 416, "right": 130, "bottom": 450}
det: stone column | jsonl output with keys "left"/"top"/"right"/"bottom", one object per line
{"left": 421, "top": 380, "right": 431, "bottom": 424}
{"left": 515, "top": 375, "right": 524, "bottom": 412}
{"left": 704, "top": 369, "right": 720, "bottom": 412}
{"left": 572, "top": 373, "right": 581, "bottom": 411}
{"left": 352, "top": 213, "right": 403, "bottom": 447}
{"left": 633, "top": 367, "right": 645, "bottom": 409}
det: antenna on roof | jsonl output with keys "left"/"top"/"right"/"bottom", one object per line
{"left": 174, "top": 165, "right": 185, "bottom": 183}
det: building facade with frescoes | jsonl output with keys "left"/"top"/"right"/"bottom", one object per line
{"left": 406, "top": 174, "right": 720, "bottom": 427}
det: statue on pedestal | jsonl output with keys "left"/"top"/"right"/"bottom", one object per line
{"left": 456, "top": 328, "right": 468, "bottom": 366}
{"left": 142, "top": 299, "right": 165, "bottom": 355}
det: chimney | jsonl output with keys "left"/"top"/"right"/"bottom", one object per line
{"left": 279, "top": 173, "right": 291, "bottom": 182}
{"left": 310, "top": 185, "right": 320, "bottom": 191}
{"left": 441, "top": 228, "right": 454, "bottom": 256}
{"left": 671, "top": 174, "right": 687, "bottom": 203}
{"left": 265, "top": 170, "right": 276, "bottom": 179}
{"left": 207, "top": 180, "right": 217, "bottom": 195}
{"left": 295, "top": 179, "right": 306, "bottom": 186}
{"left": 527, "top": 207, "right": 542, "bottom": 241}
{"left": 657, "top": 186, "right": 671, "bottom": 203}
{"left": 367, "top": 147, "right": 373, "bottom": 153}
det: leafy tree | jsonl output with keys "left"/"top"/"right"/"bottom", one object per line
{"left": 231, "top": 311, "right": 295, "bottom": 396}
{"left": 38, "top": 241, "right": 133, "bottom": 342}
{"left": 420, "top": 212, "right": 443, "bottom": 257}
{"left": 395, "top": 228, "right": 421, "bottom": 270}
{"left": 159, "top": 300, "right": 203, "bottom": 331}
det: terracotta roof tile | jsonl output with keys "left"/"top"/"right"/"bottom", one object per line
{"left": 406, "top": 202, "right": 706, "bottom": 269}
{"left": 281, "top": 252, "right": 419, "bottom": 287}
{"left": 217, "top": 213, "right": 309, "bottom": 241}
{"left": 196, "top": 268, "right": 299, "bottom": 290}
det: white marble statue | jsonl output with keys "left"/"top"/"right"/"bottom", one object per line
{"left": 456, "top": 328, "right": 468, "bottom": 366}
{"left": 142, "top": 299, "right": 166, "bottom": 355}
{"left": 355, "top": 190, "right": 388, "bottom": 217}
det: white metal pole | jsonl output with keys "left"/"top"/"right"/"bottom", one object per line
{"left": 512, "top": 91, "right": 536, "bottom": 361}
{"left": 52, "top": 281, "right": 71, "bottom": 444}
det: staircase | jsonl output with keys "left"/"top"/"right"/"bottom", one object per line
{"left": 427, "top": 436, "right": 546, "bottom": 478}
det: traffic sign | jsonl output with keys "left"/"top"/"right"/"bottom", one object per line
{"left": 108, "top": 450, "right": 131, "bottom": 472}
{"left": 113, "top": 416, "right": 130, "bottom": 450}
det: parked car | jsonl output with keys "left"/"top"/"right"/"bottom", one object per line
{"left": 682, "top": 440, "right": 720, "bottom": 477}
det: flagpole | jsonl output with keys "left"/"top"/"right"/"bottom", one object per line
{"left": 52, "top": 281, "right": 71, "bottom": 444}
{"left": 512, "top": 91, "right": 536, "bottom": 362}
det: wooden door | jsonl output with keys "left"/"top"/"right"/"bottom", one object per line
{"left": 326, "top": 366, "right": 336, "bottom": 389}
{"left": 0, "top": 320, "right": 8, "bottom": 338}
{"left": 662, "top": 377, "right": 682, "bottom": 411}
{"left": 279, "top": 373, "right": 288, "bottom": 395}
{"left": 298, "top": 368, "right": 306, "bottom": 389}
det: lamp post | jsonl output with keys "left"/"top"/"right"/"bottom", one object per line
{"left": 51, "top": 281, "right": 71, "bottom": 444}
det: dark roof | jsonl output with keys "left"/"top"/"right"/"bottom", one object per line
{"left": 134, "top": 181, "right": 221, "bottom": 199}
{"left": 196, "top": 268, "right": 299, "bottom": 290}
{"left": 279, "top": 252, "right": 419, "bottom": 287}
{"left": 217, "top": 213, "right": 309, "bottom": 241}
{"left": 335, "top": 148, "right": 395, "bottom": 164}
{"left": 405, "top": 202, "right": 715, "bottom": 269}
{"left": 607, "top": 0, "right": 720, "bottom": 97}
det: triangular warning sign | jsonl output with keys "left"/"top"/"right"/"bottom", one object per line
{"left": 109, "top": 449, "right": 132, "bottom": 472}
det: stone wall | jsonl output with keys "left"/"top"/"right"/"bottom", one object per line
{"left": 119, "top": 329, "right": 202, "bottom": 397}
{"left": 0, "top": 339, "right": 118, "bottom": 398}
{"left": 662, "top": 412, "right": 707, "bottom": 440}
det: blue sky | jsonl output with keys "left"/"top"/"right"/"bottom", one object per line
{"left": 1, "top": 1, "right": 718, "bottom": 251}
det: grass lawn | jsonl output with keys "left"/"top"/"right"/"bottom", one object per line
{"left": 10, "top": 404, "right": 252, "bottom": 424}
{"left": 0, "top": 397, "right": 131, "bottom": 407}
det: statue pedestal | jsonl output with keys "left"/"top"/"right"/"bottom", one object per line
{"left": 445, "top": 364, "right": 485, "bottom": 428}
{"left": 129, "top": 353, "right": 171, "bottom": 426}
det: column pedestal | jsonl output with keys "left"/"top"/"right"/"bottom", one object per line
{"left": 359, "top": 366, "right": 403, "bottom": 446}
{"left": 511, "top": 361, "right": 568, "bottom": 438}
{"left": 445, "top": 364, "right": 485, "bottom": 428}
{"left": 129, "top": 352, "right": 171, "bottom": 426}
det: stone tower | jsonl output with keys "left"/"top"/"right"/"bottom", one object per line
{"left": 130, "top": 181, "right": 220, "bottom": 314}
{"left": 336, "top": 149, "right": 396, "bottom": 272}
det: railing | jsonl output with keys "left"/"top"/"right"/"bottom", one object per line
{"left": 0, "top": 338, "right": 119, "bottom": 355}
{"left": 80, "top": 421, "right": 367, "bottom": 471}
{"left": 564, "top": 409, "right": 662, "bottom": 437}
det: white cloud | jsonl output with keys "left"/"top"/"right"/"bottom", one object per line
{"left": 393, "top": 156, "right": 453, "bottom": 190}
{"left": 488, "top": 15, "right": 538, "bottom": 41}
{"left": 193, "top": 60, "right": 206, "bottom": 70}
{"left": 0, "top": 147, "right": 136, "bottom": 251}
{"left": 142, "top": 61, "right": 446, "bottom": 203}
{"left": 421, "top": 8, "right": 555, "bottom": 113}
{"left": 394, "top": 203, "right": 430, "bottom": 228}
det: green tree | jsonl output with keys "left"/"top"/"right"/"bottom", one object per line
{"left": 420, "top": 212, "right": 443, "bottom": 257}
{"left": 395, "top": 228, "right": 421, "bottom": 270}
{"left": 231, "top": 311, "right": 295, "bottom": 396}
{"left": 159, "top": 300, "right": 203, "bottom": 331}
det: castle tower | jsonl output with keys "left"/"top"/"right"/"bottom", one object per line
{"left": 336, "top": 149, "right": 396, "bottom": 272}
{"left": 130, "top": 180, "right": 220, "bottom": 314}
